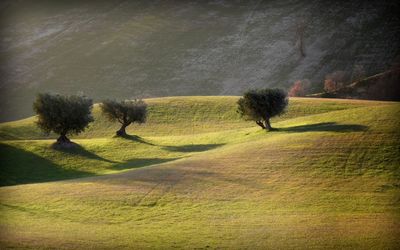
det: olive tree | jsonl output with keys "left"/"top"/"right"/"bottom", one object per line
{"left": 100, "top": 99, "right": 147, "bottom": 136}
{"left": 33, "top": 93, "right": 93, "bottom": 143}
{"left": 237, "top": 88, "right": 288, "bottom": 130}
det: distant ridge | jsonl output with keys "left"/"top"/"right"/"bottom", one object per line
{"left": 308, "top": 68, "right": 400, "bottom": 101}
{"left": 1, "top": 0, "right": 399, "bottom": 121}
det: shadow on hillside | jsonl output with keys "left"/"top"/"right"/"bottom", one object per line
{"left": 94, "top": 163, "right": 264, "bottom": 193}
{"left": 280, "top": 122, "right": 368, "bottom": 133}
{"left": 116, "top": 134, "right": 155, "bottom": 145}
{"left": 0, "top": 130, "right": 19, "bottom": 140}
{"left": 95, "top": 165, "right": 215, "bottom": 185}
{"left": 52, "top": 143, "right": 116, "bottom": 163}
{"left": 110, "top": 158, "right": 180, "bottom": 171}
{"left": 0, "top": 143, "right": 92, "bottom": 186}
{"left": 162, "top": 144, "right": 225, "bottom": 153}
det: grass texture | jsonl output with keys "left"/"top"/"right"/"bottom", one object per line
{"left": 0, "top": 97, "right": 399, "bottom": 249}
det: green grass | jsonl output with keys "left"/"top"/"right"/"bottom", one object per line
{"left": 0, "top": 97, "right": 399, "bottom": 249}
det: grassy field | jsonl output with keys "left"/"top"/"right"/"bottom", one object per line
{"left": 0, "top": 97, "right": 399, "bottom": 249}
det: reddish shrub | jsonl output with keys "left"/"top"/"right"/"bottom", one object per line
{"left": 324, "top": 79, "right": 337, "bottom": 92}
{"left": 289, "top": 81, "right": 305, "bottom": 97}
{"left": 324, "top": 71, "right": 348, "bottom": 92}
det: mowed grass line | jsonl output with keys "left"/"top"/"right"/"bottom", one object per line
{"left": 0, "top": 97, "right": 399, "bottom": 249}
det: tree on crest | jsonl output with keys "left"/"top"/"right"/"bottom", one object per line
{"left": 100, "top": 99, "right": 147, "bottom": 137}
{"left": 237, "top": 88, "right": 288, "bottom": 131}
{"left": 33, "top": 93, "right": 93, "bottom": 144}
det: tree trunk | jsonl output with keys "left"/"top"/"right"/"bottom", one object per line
{"left": 116, "top": 123, "right": 128, "bottom": 136}
{"left": 297, "top": 19, "right": 306, "bottom": 58}
{"left": 57, "top": 133, "right": 71, "bottom": 143}
{"left": 299, "top": 35, "right": 305, "bottom": 57}
{"left": 264, "top": 118, "right": 273, "bottom": 131}
{"left": 256, "top": 121, "right": 266, "bottom": 129}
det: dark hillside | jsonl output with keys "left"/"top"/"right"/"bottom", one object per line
{"left": 1, "top": 0, "right": 399, "bottom": 121}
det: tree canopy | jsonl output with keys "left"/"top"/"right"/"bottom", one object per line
{"left": 237, "top": 88, "right": 288, "bottom": 130}
{"left": 33, "top": 93, "right": 93, "bottom": 143}
{"left": 100, "top": 99, "right": 147, "bottom": 136}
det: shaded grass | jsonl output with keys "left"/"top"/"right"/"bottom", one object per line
{"left": 280, "top": 122, "right": 368, "bottom": 133}
{"left": 0, "top": 143, "right": 91, "bottom": 186}
{"left": 162, "top": 143, "right": 225, "bottom": 152}
{"left": 116, "top": 134, "right": 155, "bottom": 145}
{"left": 110, "top": 158, "right": 180, "bottom": 171}
{"left": 0, "top": 137, "right": 227, "bottom": 186}
{"left": 51, "top": 143, "right": 117, "bottom": 163}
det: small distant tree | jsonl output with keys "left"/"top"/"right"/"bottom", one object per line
{"left": 100, "top": 99, "right": 147, "bottom": 137}
{"left": 295, "top": 18, "right": 307, "bottom": 57}
{"left": 289, "top": 81, "right": 304, "bottom": 97}
{"left": 237, "top": 88, "right": 288, "bottom": 131}
{"left": 33, "top": 93, "right": 93, "bottom": 144}
{"left": 324, "top": 78, "right": 337, "bottom": 92}
{"left": 324, "top": 70, "right": 348, "bottom": 92}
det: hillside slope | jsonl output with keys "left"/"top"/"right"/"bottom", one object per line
{"left": 1, "top": 0, "right": 400, "bottom": 121}
{"left": 0, "top": 97, "right": 399, "bottom": 248}
{"left": 0, "top": 96, "right": 382, "bottom": 140}
{"left": 1, "top": 97, "right": 382, "bottom": 185}
{"left": 309, "top": 68, "right": 400, "bottom": 100}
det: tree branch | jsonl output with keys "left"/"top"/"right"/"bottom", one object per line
{"left": 256, "top": 120, "right": 266, "bottom": 129}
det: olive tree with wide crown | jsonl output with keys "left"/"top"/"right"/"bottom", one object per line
{"left": 33, "top": 93, "right": 94, "bottom": 144}
{"left": 237, "top": 88, "right": 288, "bottom": 131}
{"left": 100, "top": 99, "right": 147, "bottom": 137}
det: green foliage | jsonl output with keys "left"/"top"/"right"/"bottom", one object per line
{"left": 100, "top": 99, "right": 147, "bottom": 124}
{"left": 32, "top": 93, "right": 93, "bottom": 141}
{"left": 100, "top": 99, "right": 147, "bottom": 136}
{"left": 237, "top": 88, "right": 288, "bottom": 130}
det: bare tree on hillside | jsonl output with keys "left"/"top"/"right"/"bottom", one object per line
{"left": 295, "top": 18, "right": 307, "bottom": 57}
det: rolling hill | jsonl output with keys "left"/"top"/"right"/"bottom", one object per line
{"left": 1, "top": 0, "right": 400, "bottom": 121}
{"left": 0, "top": 96, "right": 399, "bottom": 249}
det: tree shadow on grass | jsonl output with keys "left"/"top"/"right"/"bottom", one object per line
{"left": 94, "top": 162, "right": 266, "bottom": 193}
{"left": 0, "top": 143, "right": 92, "bottom": 186}
{"left": 110, "top": 158, "right": 180, "bottom": 171}
{"left": 52, "top": 142, "right": 116, "bottom": 163}
{"left": 116, "top": 134, "right": 155, "bottom": 146}
{"left": 95, "top": 165, "right": 216, "bottom": 186}
{"left": 162, "top": 144, "right": 225, "bottom": 153}
{"left": 280, "top": 122, "right": 368, "bottom": 133}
